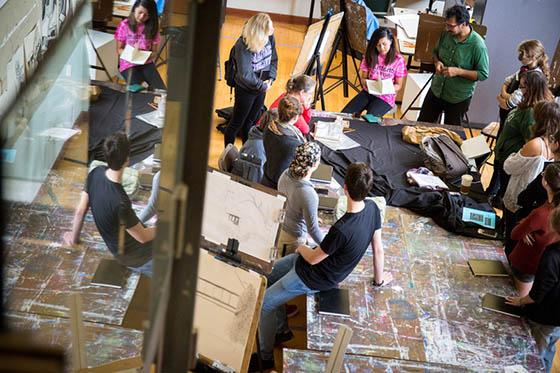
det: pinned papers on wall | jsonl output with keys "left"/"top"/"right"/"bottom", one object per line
{"left": 24, "top": 24, "right": 42, "bottom": 76}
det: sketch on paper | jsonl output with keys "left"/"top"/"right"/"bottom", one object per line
{"left": 202, "top": 171, "right": 285, "bottom": 262}
{"left": 194, "top": 251, "right": 264, "bottom": 373}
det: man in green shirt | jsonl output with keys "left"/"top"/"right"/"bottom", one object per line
{"left": 418, "top": 5, "right": 489, "bottom": 126}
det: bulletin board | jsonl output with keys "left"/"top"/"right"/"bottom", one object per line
{"left": 292, "top": 12, "right": 344, "bottom": 78}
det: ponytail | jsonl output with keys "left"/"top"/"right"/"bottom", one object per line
{"left": 285, "top": 75, "right": 315, "bottom": 94}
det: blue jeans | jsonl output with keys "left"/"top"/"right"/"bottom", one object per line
{"left": 528, "top": 320, "right": 560, "bottom": 372}
{"left": 129, "top": 259, "right": 153, "bottom": 277}
{"left": 258, "top": 253, "right": 317, "bottom": 359}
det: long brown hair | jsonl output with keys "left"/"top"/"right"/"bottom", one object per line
{"left": 518, "top": 39, "right": 550, "bottom": 79}
{"left": 286, "top": 75, "right": 315, "bottom": 94}
{"left": 531, "top": 101, "right": 560, "bottom": 140}
{"left": 365, "top": 27, "right": 397, "bottom": 69}
{"left": 128, "top": 0, "right": 159, "bottom": 40}
{"left": 266, "top": 96, "right": 301, "bottom": 135}
{"left": 544, "top": 163, "right": 560, "bottom": 207}
{"left": 518, "top": 71, "right": 554, "bottom": 110}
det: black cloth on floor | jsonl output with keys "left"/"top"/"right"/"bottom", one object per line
{"left": 311, "top": 118, "right": 493, "bottom": 237}
{"left": 89, "top": 85, "right": 162, "bottom": 165}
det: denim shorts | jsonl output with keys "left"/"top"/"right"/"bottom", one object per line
{"left": 511, "top": 265, "right": 535, "bottom": 283}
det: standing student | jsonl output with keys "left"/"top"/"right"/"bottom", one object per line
{"left": 341, "top": 27, "right": 407, "bottom": 117}
{"left": 63, "top": 133, "right": 154, "bottom": 277}
{"left": 506, "top": 207, "right": 560, "bottom": 373}
{"left": 502, "top": 101, "right": 559, "bottom": 253}
{"left": 262, "top": 96, "right": 305, "bottom": 189}
{"left": 417, "top": 5, "right": 489, "bottom": 125}
{"left": 509, "top": 164, "right": 560, "bottom": 297}
{"left": 248, "top": 163, "right": 392, "bottom": 371}
{"left": 496, "top": 40, "right": 550, "bottom": 135}
{"left": 269, "top": 75, "right": 315, "bottom": 135}
{"left": 277, "top": 142, "right": 325, "bottom": 255}
{"left": 115, "top": 0, "right": 165, "bottom": 90}
{"left": 224, "top": 13, "right": 278, "bottom": 146}
{"left": 489, "top": 71, "right": 554, "bottom": 200}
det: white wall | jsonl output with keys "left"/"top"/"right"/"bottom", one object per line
{"left": 227, "top": 0, "right": 322, "bottom": 18}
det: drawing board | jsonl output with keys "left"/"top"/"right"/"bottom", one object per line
{"left": 202, "top": 169, "right": 286, "bottom": 267}
{"left": 194, "top": 250, "right": 266, "bottom": 373}
{"left": 292, "top": 12, "right": 344, "bottom": 78}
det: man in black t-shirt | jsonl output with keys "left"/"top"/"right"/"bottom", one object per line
{"left": 63, "top": 132, "right": 155, "bottom": 276}
{"left": 249, "top": 163, "right": 392, "bottom": 371}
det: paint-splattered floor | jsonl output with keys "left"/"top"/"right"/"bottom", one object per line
{"left": 3, "top": 168, "right": 147, "bottom": 368}
{"left": 305, "top": 207, "right": 544, "bottom": 372}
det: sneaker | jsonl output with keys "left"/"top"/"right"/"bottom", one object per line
{"left": 248, "top": 352, "right": 274, "bottom": 372}
{"left": 274, "top": 329, "right": 294, "bottom": 345}
{"left": 286, "top": 304, "right": 299, "bottom": 318}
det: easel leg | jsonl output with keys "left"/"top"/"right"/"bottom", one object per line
{"left": 400, "top": 73, "right": 434, "bottom": 119}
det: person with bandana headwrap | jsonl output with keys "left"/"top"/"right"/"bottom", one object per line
{"left": 277, "top": 142, "right": 324, "bottom": 256}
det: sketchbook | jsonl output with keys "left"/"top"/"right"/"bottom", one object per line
{"left": 317, "top": 288, "right": 350, "bottom": 317}
{"left": 482, "top": 293, "right": 522, "bottom": 318}
{"left": 120, "top": 44, "right": 151, "bottom": 65}
{"left": 91, "top": 259, "right": 130, "bottom": 288}
{"left": 366, "top": 78, "right": 395, "bottom": 96}
{"left": 468, "top": 259, "right": 509, "bottom": 277}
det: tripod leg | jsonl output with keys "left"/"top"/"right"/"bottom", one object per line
{"left": 316, "top": 57, "right": 326, "bottom": 110}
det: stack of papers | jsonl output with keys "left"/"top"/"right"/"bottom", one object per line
{"left": 121, "top": 44, "right": 151, "bottom": 65}
{"left": 366, "top": 79, "right": 395, "bottom": 96}
{"left": 409, "top": 173, "right": 448, "bottom": 189}
{"left": 313, "top": 120, "right": 360, "bottom": 151}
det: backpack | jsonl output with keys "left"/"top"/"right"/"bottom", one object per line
{"left": 231, "top": 152, "right": 264, "bottom": 183}
{"left": 420, "top": 134, "right": 470, "bottom": 179}
{"left": 224, "top": 45, "right": 236, "bottom": 88}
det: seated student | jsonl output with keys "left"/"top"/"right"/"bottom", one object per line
{"left": 502, "top": 101, "right": 559, "bottom": 253}
{"left": 269, "top": 75, "right": 315, "bottom": 135}
{"left": 277, "top": 141, "right": 324, "bottom": 255}
{"left": 115, "top": 0, "right": 166, "bottom": 90}
{"left": 509, "top": 163, "right": 560, "bottom": 297}
{"left": 341, "top": 27, "right": 407, "bottom": 118}
{"left": 506, "top": 207, "right": 560, "bottom": 373}
{"left": 262, "top": 96, "right": 305, "bottom": 189}
{"left": 488, "top": 71, "right": 554, "bottom": 200}
{"left": 249, "top": 163, "right": 392, "bottom": 371}
{"left": 63, "top": 132, "right": 154, "bottom": 277}
{"left": 496, "top": 40, "right": 550, "bottom": 136}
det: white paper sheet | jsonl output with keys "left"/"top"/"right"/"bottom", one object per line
{"left": 121, "top": 44, "right": 151, "bottom": 65}
{"left": 366, "top": 78, "right": 395, "bottom": 96}
{"left": 409, "top": 173, "right": 448, "bottom": 189}
{"left": 39, "top": 127, "right": 80, "bottom": 141}
{"left": 136, "top": 110, "right": 164, "bottom": 128}
{"left": 461, "top": 135, "right": 491, "bottom": 159}
{"left": 386, "top": 14, "right": 419, "bottom": 39}
{"left": 315, "top": 133, "right": 360, "bottom": 151}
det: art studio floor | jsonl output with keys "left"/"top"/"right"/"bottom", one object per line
{"left": 3, "top": 13, "right": 560, "bottom": 372}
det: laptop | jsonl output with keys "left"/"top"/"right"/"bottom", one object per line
{"left": 468, "top": 259, "right": 509, "bottom": 277}
{"left": 318, "top": 196, "right": 339, "bottom": 211}
{"left": 311, "top": 164, "right": 333, "bottom": 184}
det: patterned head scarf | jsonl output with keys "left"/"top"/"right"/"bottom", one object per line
{"left": 289, "top": 142, "right": 321, "bottom": 179}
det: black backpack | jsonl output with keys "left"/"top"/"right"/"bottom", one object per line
{"left": 224, "top": 45, "right": 236, "bottom": 88}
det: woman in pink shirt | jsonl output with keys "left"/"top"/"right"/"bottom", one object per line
{"left": 342, "top": 27, "right": 407, "bottom": 117}
{"left": 114, "top": 0, "right": 165, "bottom": 90}
{"left": 269, "top": 75, "right": 315, "bottom": 135}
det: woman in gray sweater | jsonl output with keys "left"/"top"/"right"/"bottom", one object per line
{"left": 277, "top": 142, "right": 325, "bottom": 255}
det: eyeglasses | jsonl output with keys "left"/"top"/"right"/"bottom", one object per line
{"left": 445, "top": 23, "right": 460, "bottom": 29}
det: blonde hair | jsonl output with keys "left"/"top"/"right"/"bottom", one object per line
{"left": 518, "top": 39, "right": 550, "bottom": 79}
{"left": 242, "top": 13, "right": 273, "bottom": 53}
